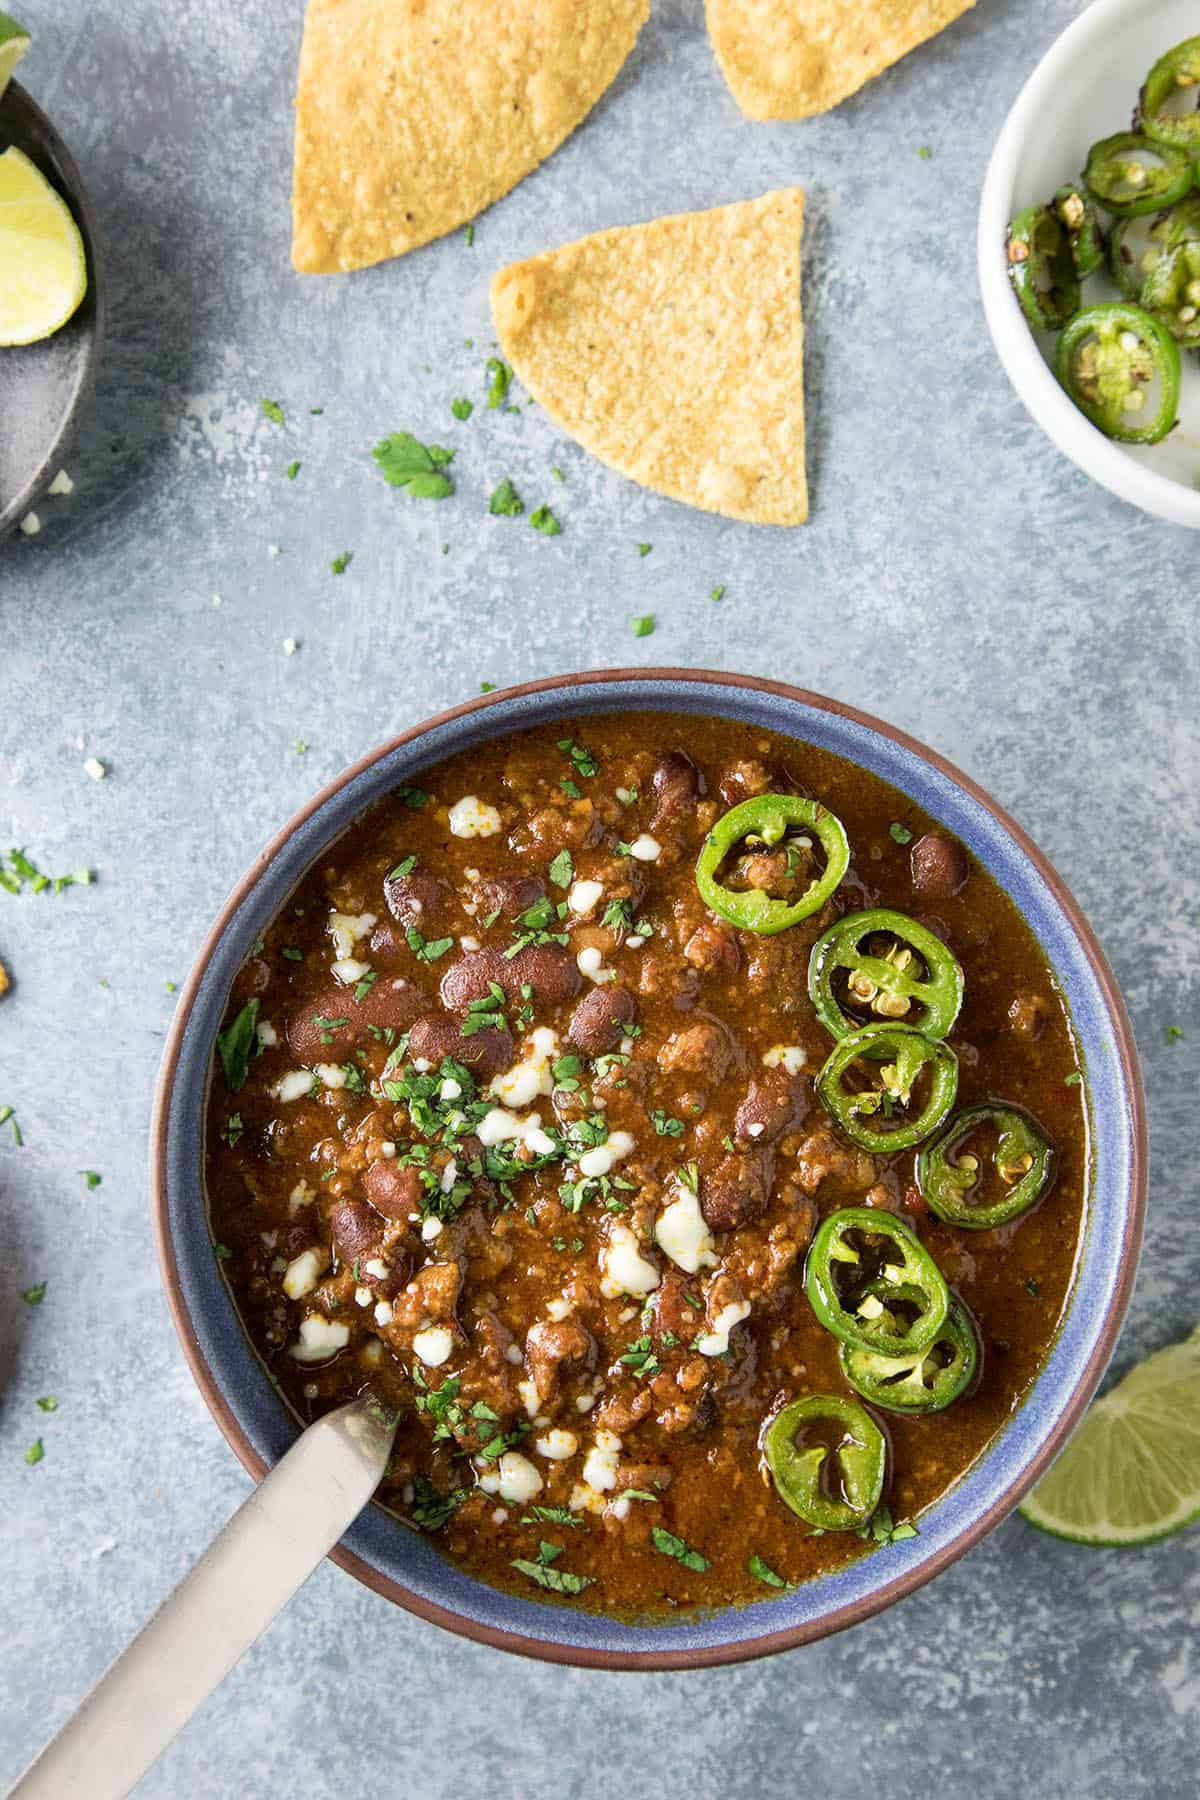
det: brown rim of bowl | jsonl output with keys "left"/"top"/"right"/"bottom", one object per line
{"left": 151, "top": 669, "right": 1146, "bottom": 1671}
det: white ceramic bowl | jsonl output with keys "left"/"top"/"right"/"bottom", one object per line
{"left": 979, "top": 0, "right": 1200, "bottom": 528}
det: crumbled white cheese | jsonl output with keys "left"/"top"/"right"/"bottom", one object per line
{"left": 505, "top": 1343, "right": 523, "bottom": 1365}
{"left": 82, "top": 756, "right": 107, "bottom": 782}
{"left": 615, "top": 786, "right": 635, "bottom": 806}
{"left": 654, "top": 1188, "right": 718, "bottom": 1274}
{"left": 517, "top": 1377, "right": 541, "bottom": 1418}
{"left": 18, "top": 511, "right": 40, "bottom": 535}
{"left": 477, "top": 1106, "right": 556, "bottom": 1157}
{"left": 582, "top": 1430, "right": 622, "bottom": 1491}
{"left": 577, "top": 945, "right": 616, "bottom": 985}
{"left": 281, "top": 636, "right": 298, "bottom": 655}
{"left": 374, "top": 1300, "right": 395, "bottom": 1327}
{"left": 696, "top": 1300, "right": 751, "bottom": 1357}
{"left": 288, "top": 1179, "right": 315, "bottom": 1217}
{"left": 48, "top": 469, "right": 74, "bottom": 496}
{"left": 546, "top": 1294, "right": 573, "bottom": 1322}
{"left": 535, "top": 1429, "right": 579, "bottom": 1461}
{"left": 478, "top": 1451, "right": 543, "bottom": 1504}
{"left": 448, "top": 795, "right": 503, "bottom": 838}
{"left": 600, "top": 1224, "right": 659, "bottom": 1299}
{"left": 459, "top": 934, "right": 481, "bottom": 952}
{"left": 575, "top": 1394, "right": 596, "bottom": 1413}
{"left": 273, "top": 1070, "right": 315, "bottom": 1103}
{"left": 628, "top": 835, "right": 661, "bottom": 862}
{"left": 421, "top": 1216, "right": 444, "bottom": 1243}
{"left": 355, "top": 1286, "right": 373, "bottom": 1308}
{"left": 331, "top": 956, "right": 371, "bottom": 985}
{"left": 282, "top": 1246, "right": 329, "bottom": 1300}
{"left": 362, "top": 1257, "right": 388, "bottom": 1279}
{"left": 359, "top": 1338, "right": 383, "bottom": 1368}
{"left": 439, "top": 1157, "right": 459, "bottom": 1193}
{"left": 568, "top": 879, "right": 605, "bottom": 917}
{"left": 257, "top": 1019, "right": 279, "bottom": 1049}
{"left": 327, "top": 911, "right": 377, "bottom": 962}
{"left": 764, "top": 1044, "right": 806, "bottom": 1075}
{"left": 289, "top": 1315, "right": 350, "bottom": 1362}
{"left": 412, "top": 1325, "right": 455, "bottom": 1367}
{"left": 578, "top": 1129, "right": 635, "bottom": 1179}
{"left": 314, "top": 1063, "right": 348, "bottom": 1090}
{"left": 492, "top": 1026, "right": 561, "bottom": 1108}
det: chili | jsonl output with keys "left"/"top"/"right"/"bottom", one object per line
{"left": 804, "top": 1206, "right": 950, "bottom": 1357}
{"left": 1082, "top": 131, "right": 1194, "bottom": 217}
{"left": 808, "top": 907, "right": 963, "bottom": 1042}
{"left": 762, "top": 1395, "right": 886, "bottom": 1532}
{"left": 694, "top": 793, "right": 849, "bottom": 935}
{"left": 1137, "top": 37, "right": 1200, "bottom": 151}
{"left": 840, "top": 1299, "right": 978, "bottom": 1414}
{"left": 1053, "top": 182, "right": 1104, "bottom": 278}
{"left": 815, "top": 1022, "right": 958, "bottom": 1153}
{"left": 918, "top": 1103, "right": 1055, "bottom": 1229}
{"left": 1055, "top": 304, "right": 1181, "bottom": 445}
{"left": 1005, "top": 204, "right": 1080, "bottom": 331}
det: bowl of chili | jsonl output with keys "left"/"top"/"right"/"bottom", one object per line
{"left": 152, "top": 670, "right": 1145, "bottom": 1669}
{"left": 978, "top": 0, "right": 1200, "bottom": 527}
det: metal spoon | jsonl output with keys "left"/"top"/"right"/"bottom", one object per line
{"left": 10, "top": 1395, "right": 399, "bottom": 1799}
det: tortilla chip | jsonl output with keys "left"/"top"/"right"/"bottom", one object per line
{"left": 291, "top": 0, "right": 649, "bottom": 274}
{"left": 706, "top": 0, "right": 976, "bottom": 120}
{"left": 491, "top": 190, "right": 807, "bottom": 525}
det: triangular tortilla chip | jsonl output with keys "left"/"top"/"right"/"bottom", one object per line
{"left": 706, "top": 0, "right": 975, "bottom": 120}
{"left": 292, "top": 0, "right": 649, "bottom": 274}
{"left": 491, "top": 191, "right": 807, "bottom": 525}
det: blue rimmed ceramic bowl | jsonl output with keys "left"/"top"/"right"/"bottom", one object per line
{"left": 151, "top": 671, "right": 1145, "bottom": 1669}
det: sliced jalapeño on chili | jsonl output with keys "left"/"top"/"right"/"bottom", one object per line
{"left": 762, "top": 1394, "right": 886, "bottom": 1532}
{"left": 815, "top": 1023, "right": 958, "bottom": 1154}
{"left": 1053, "top": 182, "right": 1104, "bottom": 278}
{"left": 1055, "top": 304, "right": 1180, "bottom": 445}
{"left": 918, "top": 1103, "right": 1055, "bottom": 1230}
{"left": 1006, "top": 204, "right": 1080, "bottom": 330}
{"left": 840, "top": 1300, "right": 978, "bottom": 1414}
{"left": 1137, "top": 37, "right": 1200, "bottom": 152}
{"left": 1082, "top": 132, "right": 1194, "bottom": 217}
{"left": 808, "top": 908, "right": 963, "bottom": 1043}
{"left": 695, "top": 793, "right": 849, "bottom": 936}
{"left": 805, "top": 1206, "right": 950, "bottom": 1357}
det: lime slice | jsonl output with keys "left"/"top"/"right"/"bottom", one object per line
{"left": 0, "top": 11, "right": 30, "bottom": 101}
{"left": 1020, "top": 1326, "right": 1200, "bottom": 1545}
{"left": 0, "top": 144, "right": 88, "bottom": 345}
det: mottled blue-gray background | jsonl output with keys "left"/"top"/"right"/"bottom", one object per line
{"left": 2, "top": 0, "right": 1198, "bottom": 1793}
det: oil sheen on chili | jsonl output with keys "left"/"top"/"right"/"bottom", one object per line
{"left": 206, "top": 715, "right": 1087, "bottom": 1618}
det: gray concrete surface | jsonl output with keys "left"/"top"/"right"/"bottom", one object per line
{"left": 2, "top": 0, "right": 1198, "bottom": 1793}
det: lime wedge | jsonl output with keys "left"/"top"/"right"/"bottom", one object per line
{"left": 0, "top": 11, "right": 30, "bottom": 102}
{"left": 1020, "top": 1326, "right": 1200, "bottom": 1545}
{"left": 0, "top": 145, "right": 87, "bottom": 345}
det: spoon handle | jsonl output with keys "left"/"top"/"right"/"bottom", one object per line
{"left": 10, "top": 1396, "right": 398, "bottom": 1800}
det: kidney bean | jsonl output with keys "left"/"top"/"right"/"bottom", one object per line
{"left": 699, "top": 1150, "right": 772, "bottom": 1232}
{"left": 910, "top": 832, "right": 970, "bottom": 899}
{"left": 330, "top": 1197, "right": 384, "bottom": 1262}
{"left": 733, "top": 1068, "right": 807, "bottom": 1149}
{"left": 649, "top": 751, "right": 700, "bottom": 827}
{"left": 475, "top": 872, "right": 547, "bottom": 919}
{"left": 440, "top": 944, "right": 580, "bottom": 1013}
{"left": 364, "top": 1159, "right": 424, "bottom": 1221}
{"left": 568, "top": 985, "right": 637, "bottom": 1055}
{"left": 286, "top": 978, "right": 426, "bottom": 1062}
{"left": 384, "top": 867, "right": 458, "bottom": 932}
{"left": 408, "top": 1012, "right": 514, "bottom": 1079}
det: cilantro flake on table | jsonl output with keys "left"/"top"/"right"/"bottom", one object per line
{"left": 488, "top": 477, "right": 524, "bottom": 517}
{"left": 21, "top": 1282, "right": 46, "bottom": 1306}
{"left": 260, "top": 398, "right": 285, "bottom": 426}
{"left": 530, "top": 504, "right": 562, "bottom": 537}
{"left": 1166, "top": 1024, "right": 1183, "bottom": 1041}
{"left": 710, "top": 583, "right": 726, "bottom": 602}
{"left": 24, "top": 1439, "right": 44, "bottom": 1467}
{"left": 451, "top": 397, "right": 474, "bottom": 421}
{"left": 480, "top": 681, "right": 497, "bottom": 693}
{"left": 631, "top": 613, "right": 655, "bottom": 638}
{"left": 464, "top": 222, "right": 475, "bottom": 247}
{"left": 636, "top": 542, "right": 652, "bottom": 557}
{"left": 372, "top": 432, "right": 455, "bottom": 500}
{"left": 80, "top": 1170, "right": 101, "bottom": 1189}
{"left": 35, "top": 1396, "right": 58, "bottom": 1413}
{"left": 286, "top": 460, "right": 301, "bottom": 480}
{"left": 917, "top": 145, "right": 932, "bottom": 160}
{"left": 330, "top": 550, "right": 353, "bottom": 575}
{"left": 1, "top": 1105, "right": 23, "bottom": 1146}
{"left": 2, "top": 849, "right": 94, "bottom": 896}
{"left": 485, "top": 358, "right": 513, "bottom": 408}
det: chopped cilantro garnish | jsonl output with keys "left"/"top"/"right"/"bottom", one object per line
{"left": 650, "top": 1110, "right": 685, "bottom": 1138}
{"left": 80, "top": 1170, "right": 101, "bottom": 1189}
{"left": 631, "top": 614, "right": 655, "bottom": 637}
{"left": 889, "top": 822, "right": 913, "bottom": 846}
{"left": 286, "top": 460, "right": 301, "bottom": 480}
{"left": 2, "top": 849, "right": 94, "bottom": 897}
{"left": 216, "top": 1000, "right": 260, "bottom": 1092}
{"left": 677, "top": 1163, "right": 700, "bottom": 1195}
{"left": 485, "top": 357, "right": 512, "bottom": 408}
{"left": 295, "top": 739, "right": 308, "bottom": 755}
{"left": 354, "top": 970, "right": 379, "bottom": 1002}
{"left": 464, "top": 222, "right": 475, "bottom": 246}
{"left": 398, "top": 787, "right": 430, "bottom": 809}
{"left": 21, "top": 1282, "right": 46, "bottom": 1305}
{"left": 917, "top": 145, "right": 932, "bottom": 160}
{"left": 511, "top": 1544, "right": 594, "bottom": 1595}
{"left": 480, "top": 680, "right": 497, "bottom": 693}
{"left": 560, "top": 778, "right": 581, "bottom": 799}
{"left": 651, "top": 1526, "right": 708, "bottom": 1572}
{"left": 748, "top": 1554, "right": 787, "bottom": 1588}
{"left": 551, "top": 466, "right": 564, "bottom": 481}
{"left": 451, "top": 398, "right": 474, "bottom": 421}
{"left": 619, "top": 1335, "right": 662, "bottom": 1378}
{"left": 530, "top": 504, "right": 562, "bottom": 537}
{"left": 213, "top": 1242, "right": 233, "bottom": 1261}
{"left": 388, "top": 856, "right": 418, "bottom": 881}
{"left": 1166, "top": 1024, "right": 1183, "bottom": 1041}
{"left": 260, "top": 398, "right": 285, "bottom": 426}
{"left": 330, "top": 550, "right": 353, "bottom": 575}
{"left": 557, "top": 739, "right": 598, "bottom": 777}
{"left": 224, "top": 1113, "right": 244, "bottom": 1148}
{"left": 488, "top": 477, "right": 524, "bottom": 517}
{"left": 35, "top": 1396, "right": 58, "bottom": 1413}
{"left": 280, "top": 945, "right": 303, "bottom": 961}
{"left": 636, "top": 543, "right": 652, "bottom": 557}
{"left": 548, "top": 849, "right": 573, "bottom": 888}
{"left": 1064, "top": 1072, "right": 1082, "bottom": 1087}
{"left": 406, "top": 928, "right": 454, "bottom": 964}
{"left": 859, "top": 1505, "right": 918, "bottom": 1546}
{"left": 1026, "top": 1277, "right": 1040, "bottom": 1297}
{"left": 601, "top": 898, "right": 633, "bottom": 933}
{"left": 24, "top": 1439, "right": 44, "bottom": 1466}
{"left": 0, "top": 1105, "right": 23, "bottom": 1146}
{"left": 522, "top": 1505, "right": 586, "bottom": 1528}
{"left": 710, "top": 583, "right": 726, "bottom": 602}
{"left": 410, "top": 1475, "right": 467, "bottom": 1532}
{"left": 372, "top": 432, "right": 455, "bottom": 500}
